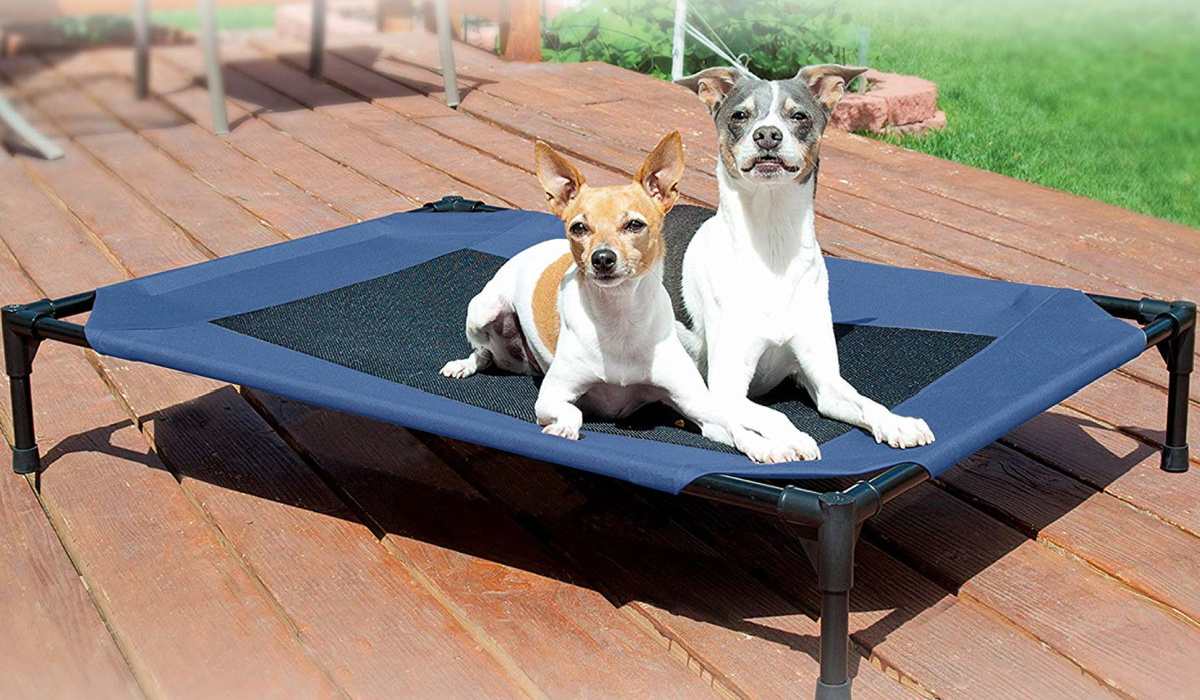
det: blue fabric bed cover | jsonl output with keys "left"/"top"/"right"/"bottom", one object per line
{"left": 85, "top": 209, "right": 1146, "bottom": 494}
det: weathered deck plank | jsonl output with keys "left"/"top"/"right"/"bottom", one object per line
{"left": 0, "top": 428, "right": 142, "bottom": 700}
{"left": 868, "top": 484, "right": 1200, "bottom": 700}
{"left": 940, "top": 443, "right": 1200, "bottom": 622}
{"left": 0, "top": 153, "right": 345, "bottom": 699}
{"left": 159, "top": 45, "right": 498, "bottom": 207}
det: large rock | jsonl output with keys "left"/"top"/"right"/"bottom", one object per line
{"left": 830, "top": 69, "right": 944, "bottom": 135}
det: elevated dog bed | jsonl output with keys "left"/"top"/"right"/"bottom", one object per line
{"left": 5, "top": 196, "right": 1193, "bottom": 700}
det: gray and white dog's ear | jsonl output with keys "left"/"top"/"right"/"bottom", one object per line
{"left": 796, "top": 64, "right": 868, "bottom": 112}
{"left": 675, "top": 67, "right": 743, "bottom": 113}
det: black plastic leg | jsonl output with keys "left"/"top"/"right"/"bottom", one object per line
{"left": 1158, "top": 302, "right": 1195, "bottom": 473}
{"left": 815, "top": 492, "right": 859, "bottom": 700}
{"left": 3, "top": 305, "right": 40, "bottom": 475}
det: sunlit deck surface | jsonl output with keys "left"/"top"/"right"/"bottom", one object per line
{"left": 2, "top": 29, "right": 1200, "bottom": 700}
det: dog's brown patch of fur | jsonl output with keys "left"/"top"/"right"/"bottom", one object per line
{"left": 532, "top": 253, "right": 574, "bottom": 354}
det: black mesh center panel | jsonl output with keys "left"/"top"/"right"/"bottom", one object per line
{"left": 213, "top": 246, "right": 994, "bottom": 451}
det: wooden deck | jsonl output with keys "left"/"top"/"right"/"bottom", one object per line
{"left": 1, "top": 30, "right": 1199, "bottom": 700}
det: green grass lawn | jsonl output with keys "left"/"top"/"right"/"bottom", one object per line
{"left": 843, "top": 0, "right": 1199, "bottom": 228}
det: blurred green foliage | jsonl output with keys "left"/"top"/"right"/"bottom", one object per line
{"left": 149, "top": 4, "right": 278, "bottom": 32}
{"left": 49, "top": 4, "right": 276, "bottom": 43}
{"left": 542, "top": 0, "right": 855, "bottom": 80}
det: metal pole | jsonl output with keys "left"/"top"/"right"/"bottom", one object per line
{"left": 309, "top": 0, "right": 326, "bottom": 78}
{"left": 856, "top": 27, "right": 869, "bottom": 94}
{"left": 0, "top": 92, "right": 63, "bottom": 160}
{"left": 815, "top": 492, "right": 857, "bottom": 700}
{"left": 433, "top": 0, "right": 461, "bottom": 108}
{"left": 1160, "top": 302, "right": 1195, "bottom": 472}
{"left": 133, "top": 0, "right": 150, "bottom": 99}
{"left": 671, "top": 0, "right": 687, "bottom": 81}
{"left": 198, "top": 0, "right": 230, "bottom": 134}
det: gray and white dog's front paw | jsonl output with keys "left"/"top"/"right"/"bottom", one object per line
{"left": 869, "top": 412, "right": 934, "bottom": 449}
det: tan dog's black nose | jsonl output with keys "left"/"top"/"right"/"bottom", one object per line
{"left": 753, "top": 125, "right": 782, "bottom": 150}
{"left": 591, "top": 248, "right": 618, "bottom": 273}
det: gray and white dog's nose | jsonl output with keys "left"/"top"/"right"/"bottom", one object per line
{"left": 753, "top": 125, "right": 783, "bottom": 150}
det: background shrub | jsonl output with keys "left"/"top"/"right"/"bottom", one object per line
{"left": 542, "top": 0, "right": 855, "bottom": 80}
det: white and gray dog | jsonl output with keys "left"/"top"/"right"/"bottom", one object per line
{"left": 675, "top": 64, "right": 935, "bottom": 457}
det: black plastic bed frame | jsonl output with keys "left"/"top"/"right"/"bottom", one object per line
{"left": 3, "top": 196, "right": 1195, "bottom": 700}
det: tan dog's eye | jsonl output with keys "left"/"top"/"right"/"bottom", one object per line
{"left": 569, "top": 222, "right": 589, "bottom": 237}
{"left": 624, "top": 220, "right": 646, "bottom": 233}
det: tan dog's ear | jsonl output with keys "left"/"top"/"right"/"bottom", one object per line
{"left": 535, "top": 141, "right": 586, "bottom": 217}
{"left": 636, "top": 131, "right": 685, "bottom": 213}
{"left": 675, "top": 67, "right": 742, "bottom": 113}
{"left": 796, "top": 64, "right": 868, "bottom": 112}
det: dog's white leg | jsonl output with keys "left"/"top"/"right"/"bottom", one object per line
{"left": 666, "top": 385, "right": 799, "bottom": 465}
{"left": 442, "top": 286, "right": 508, "bottom": 379}
{"left": 736, "top": 401, "right": 821, "bottom": 460}
{"left": 791, "top": 333, "right": 935, "bottom": 449}
{"left": 705, "top": 331, "right": 765, "bottom": 401}
{"left": 534, "top": 365, "right": 590, "bottom": 440}
{"left": 704, "top": 334, "right": 821, "bottom": 458}
{"left": 654, "top": 343, "right": 812, "bottom": 463}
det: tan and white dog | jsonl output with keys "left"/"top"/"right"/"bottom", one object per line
{"left": 441, "top": 133, "right": 815, "bottom": 463}
{"left": 676, "top": 65, "right": 935, "bottom": 452}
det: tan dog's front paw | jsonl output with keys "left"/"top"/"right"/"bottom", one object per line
{"left": 440, "top": 358, "right": 478, "bottom": 379}
{"left": 542, "top": 422, "right": 581, "bottom": 440}
{"left": 871, "top": 414, "right": 934, "bottom": 449}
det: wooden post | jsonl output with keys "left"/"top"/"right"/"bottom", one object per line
{"left": 377, "top": 0, "right": 414, "bottom": 32}
{"left": 499, "top": 0, "right": 541, "bottom": 62}
{"left": 422, "top": 0, "right": 542, "bottom": 62}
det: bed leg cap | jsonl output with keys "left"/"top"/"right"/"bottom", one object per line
{"left": 815, "top": 679, "right": 852, "bottom": 700}
{"left": 12, "top": 446, "right": 39, "bottom": 475}
{"left": 1161, "top": 444, "right": 1190, "bottom": 473}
